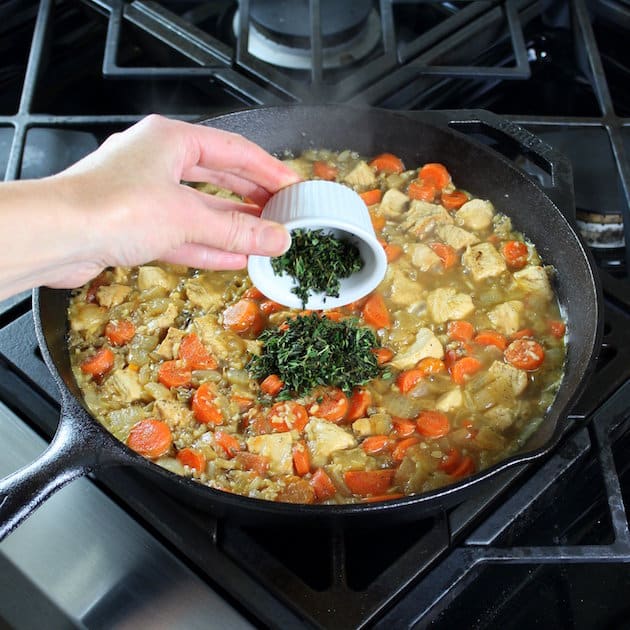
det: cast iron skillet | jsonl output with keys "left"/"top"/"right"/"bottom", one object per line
{"left": 0, "top": 106, "right": 603, "bottom": 539}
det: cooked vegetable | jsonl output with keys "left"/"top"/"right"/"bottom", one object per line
{"left": 271, "top": 228, "right": 364, "bottom": 307}
{"left": 68, "top": 147, "right": 566, "bottom": 506}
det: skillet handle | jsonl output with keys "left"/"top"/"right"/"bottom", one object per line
{"left": 0, "top": 396, "right": 110, "bottom": 541}
{"left": 445, "top": 109, "right": 576, "bottom": 222}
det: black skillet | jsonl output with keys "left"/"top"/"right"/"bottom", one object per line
{"left": 0, "top": 106, "right": 603, "bottom": 539}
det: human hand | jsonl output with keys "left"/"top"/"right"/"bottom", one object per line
{"left": 48, "top": 114, "right": 301, "bottom": 288}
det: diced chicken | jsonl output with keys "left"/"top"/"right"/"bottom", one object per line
{"left": 137, "top": 266, "right": 177, "bottom": 292}
{"left": 513, "top": 265, "right": 553, "bottom": 301}
{"left": 305, "top": 418, "right": 357, "bottom": 467}
{"left": 483, "top": 405, "right": 517, "bottom": 431}
{"left": 390, "top": 327, "right": 444, "bottom": 370}
{"left": 426, "top": 287, "right": 475, "bottom": 324}
{"left": 435, "top": 224, "right": 480, "bottom": 251}
{"left": 352, "top": 413, "right": 392, "bottom": 437}
{"left": 69, "top": 303, "right": 108, "bottom": 335}
{"left": 184, "top": 277, "right": 224, "bottom": 312}
{"left": 435, "top": 388, "right": 463, "bottom": 412}
{"left": 143, "top": 381, "right": 173, "bottom": 401}
{"left": 487, "top": 300, "right": 524, "bottom": 336}
{"left": 387, "top": 266, "right": 422, "bottom": 306}
{"left": 462, "top": 242, "right": 507, "bottom": 282}
{"left": 379, "top": 188, "right": 409, "bottom": 217}
{"left": 104, "top": 368, "right": 144, "bottom": 403}
{"left": 146, "top": 303, "right": 178, "bottom": 332}
{"left": 246, "top": 433, "right": 293, "bottom": 474}
{"left": 455, "top": 198, "right": 494, "bottom": 231}
{"left": 111, "top": 267, "right": 131, "bottom": 284}
{"left": 96, "top": 284, "right": 131, "bottom": 308}
{"left": 154, "top": 399, "right": 195, "bottom": 429}
{"left": 488, "top": 360, "right": 528, "bottom": 396}
{"left": 409, "top": 243, "right": 442, "bottom": 272}
{"left": 155, "top": 327, "right": 187, "bottom": 360}
{"left": 400, "top": 200, "right": 453, "bottom": 237}
{"left": 343, "top": 160, "right": 377, "bottom": 187}
{"left": 193, "top": 314, "right": 248, "bottom": 367}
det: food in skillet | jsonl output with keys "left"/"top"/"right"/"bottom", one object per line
{"left": 67, "top": 149, "right": 567, "bottom": 504}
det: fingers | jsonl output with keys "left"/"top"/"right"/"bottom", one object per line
{"left": 182, "top": 167, "right": 272, "bottom": 207}
{"left": 180, "top": 186, "right": 291, "bottom": 257}
{"left": 160, "top": 243, "right": 248, "bottom": 270}
{"left": 170, "top": 118, "right": 302, "bottom": 193}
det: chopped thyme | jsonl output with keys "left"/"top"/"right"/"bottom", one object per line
{"left": 271, "top": 228, "right": 363, "bottom": 307}
{"left": 247, "top": 313, "right": 382, "bottom": 398}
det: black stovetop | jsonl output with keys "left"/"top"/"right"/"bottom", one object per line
{"left": 1, "top": 1, "right": 630, "bottom": 628}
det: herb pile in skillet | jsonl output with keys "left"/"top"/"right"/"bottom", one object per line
{"left": 271, "top": 228, "right": 363, "bottom": 307}
{"left": 248, "top": 313, "right": 383, "bottom": 399}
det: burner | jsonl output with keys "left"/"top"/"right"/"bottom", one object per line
{"left": 576, "top": 210, "right": 625, "bottom": 249}
{"left": 233, "top": 0, "right": 381, "bottom": 69}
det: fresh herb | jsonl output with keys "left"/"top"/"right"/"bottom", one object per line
{"left": 248, "top": 313, "right": 381, "bottom": 397}
{"left": 271, "top": 228, "right": 363, "bottom": 307}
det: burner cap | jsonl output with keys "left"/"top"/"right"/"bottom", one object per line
{"left": 249, "top": 0, "right": 372, "bottom": 48}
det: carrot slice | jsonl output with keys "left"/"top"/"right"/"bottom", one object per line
{"left": 259, "top": 299, "right": 283, "bottom": 315}
{"left": 158, "top": 360, "right": 192, "bottom": 389}
{"left": 473, "top": 330, "right": 508, "bottom": 351}
{"left": 292, "top": 441, "right": 311, "bottom": 476}
{"left": 80, "top": 347, "right": 115, "bottom": 377}
{"left": 312, "top": 160, "right": 338, "bottom": 180}
{"left": 369, "top": 210, "right": 386, "bottom": 232}
{"left": 360, "top": 189, "right": 383, "bottom": 206}
{"left": 260, "top": 374, "right": 284, "bottom": 396}
{"left": 383, "top": 242, "right": 403, "bottom": 262}
{"left": 392, "top": 417, "right": 417, "bottom": 438}
{"left": 223, "top": 299, "right": 264, "bottom": 337}
{"left": 177, "top": 447, "right": 207, "bottom": 473}
{"left": 372, "top": 347, "right": 395, "bottom": 365}
{"left": 361, "top": 435, "right": 390, "bottom": 455}
{"left": 504, "top": 339, "right": 545, "bottom": 370}
{"left": 311, "top": 468, "right": 337, "bottom": 501}
{"left": 407, "top": 179, "right": 437, "bottom": 202}
{"left": 417, "top": 357, "right": 446, "bottom": 376}
{"left": 447, "top": 320, "right": 475, "bottom": 342}
{"left": 127, "top": 419, "right": 172, "bottom": 459}
{"left": 501, "top": 240, "right": 529, "bottom": 269}
{"left": 344, "top": 469, "right": 395, "bottom": 496}
{"left": 512, "top": 328, "right": 535, "bottom": 340}
{"left": 441, "top": 190, "right": 468, "bottom": 210}
{"left": 391, "top": 436, "right": 422, "bottom": 461}
{"left": 346, "top": 387, "right": 372, "bottom": 421}
{"left": 369, "top": 153, "right": 404, "bottom": 174}
{"left": 104, "top": 320, "right": 136, "bottom": 346}
{"left": 231, "top": 395, "right": 255, "bottom": 412}
{"left": 416, "top": 410, "right": 450, "bottom": 438}
{"left": 549, "top": 320, "right": 566, "bottom": 338}
{"left": 450, "top": 455, "right": 475, "bottom": 479}
{"left": 179, "top": 333, "right": 217, "bottom": 370}
{"left": 192, "top": 382, "right": 223, "bottom": 425}
{"left": 419, "top": 163, "right": 451, "bottom": 189}
{"left": 242, "top": 286, "right": 265, "bottom": 300}
{"left": 429, "top": 242, "right": 458, "bottom": 269}
{"left": 362, "top": 292, "right": 391, "bottom": 329}
{"left": 235, "top": 451, "right": 269, "bottom": 476}
{"left": 396, "top": 368, "right": 425, "bottom": 394}
{"left": 215, "top": 431, "right": 241, "bottom": 458}
{"left": 450, "top": 356, "right": 482, "bottom": 385}
{"left": 268, "top": 400, "right": 309, "bottom": 432}
{"left": 438, "top": 447, "right": 462, "bottom": 474}
{"left": 307, "top": 387, "right": 349, "bottom": 423}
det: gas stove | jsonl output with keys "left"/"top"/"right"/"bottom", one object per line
{"left": 1, "top": 1, "right": 630, "bottom": 628}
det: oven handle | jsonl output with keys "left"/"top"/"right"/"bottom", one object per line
{"left": 0, "top": 394, "right": 124, "bottom": 541}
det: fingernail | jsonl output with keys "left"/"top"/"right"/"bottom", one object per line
{"left": 259, "top": 224, "right": 291, "bottom": 255}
